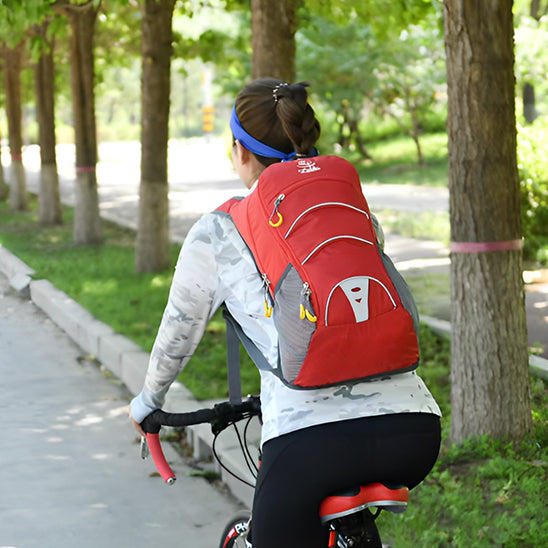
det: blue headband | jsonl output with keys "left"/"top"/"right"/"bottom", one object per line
{"left": 230, "top": 105, "right": 305, "bottom": 163}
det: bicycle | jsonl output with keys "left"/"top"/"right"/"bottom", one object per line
{"left": 140, "top": 395, "right": 409, "bottom": 548}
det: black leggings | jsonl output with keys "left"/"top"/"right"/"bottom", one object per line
{"left": 251, "top": 413, "right": 441, "bottom": 548}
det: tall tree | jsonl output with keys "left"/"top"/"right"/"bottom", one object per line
{"left": 3, "top": 41, "right": 27, "bottom": 211}
{"left": 0, "top": 115, "right": 7, "bottom": 201}
{"left": 514, "top": 2, "right": 548, "bottom": 124}
{"left": 57, "top": 0, "right": 103, "bottom": 244}
{"left": 135, "top": 0, "right": 176, "bottom": 273}
{"left": 33, "top": 19, "right": 63, "bottom": 226}
{"left": 0, "top": 0, "right": 64, "bottom": 219}
{"left": 250, "top": 0, "right": 298, "bottom": 81}
{"left": 443, "top": 0, "right": 532, "bottom": 443}
{"left": 368, "top": 14, "right": 446, "bottom": 166}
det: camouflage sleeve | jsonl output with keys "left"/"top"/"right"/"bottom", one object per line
{"left": 130, "top": 216, "right": 221, "bottom": 422}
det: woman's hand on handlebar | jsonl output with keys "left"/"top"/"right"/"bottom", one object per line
{"left": 128, "top": 407, "right": 146, "bottom": 437}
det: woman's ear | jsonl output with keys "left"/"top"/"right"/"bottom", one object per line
{"left": 234, "top": 140, "right": 250, "bottom": 165}
{"left": 233, "top": 139, "right": 265, "bottom": 188}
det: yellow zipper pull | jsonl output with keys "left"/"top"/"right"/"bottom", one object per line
{"left": 300, "top": 282, "right": 317, "bottom": 323}
{"left": 262, "top": 274, "right": 273, "bottom": 317}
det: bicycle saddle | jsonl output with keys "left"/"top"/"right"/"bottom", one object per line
{"left": 319, "top": 483, "right": 409, "bottom": 523}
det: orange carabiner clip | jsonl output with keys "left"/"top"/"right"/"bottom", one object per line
{"left": 269, "top": 194, "right": 285, "bottom": 227}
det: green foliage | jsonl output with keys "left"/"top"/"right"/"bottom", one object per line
{"left": 416, "top": 322, "right": 451, "bottom": 416}
{"left": 297, "top": 10, "right": 447, "bottom": 162}
{"left": 307, "top": 0, "right": 438, "bottom": 37}
{"left": 518, "top": 118, "right": 548, "bottom": 263}
{"left": 514, "top": 13, "right": 548, "bottom": 107}
{"left": 96, "top": 1, "right": 142, "bottom": 67}
{"left": 380, "top": 210, "right": 450, "bottom": 245}
{"left": 366, "top": 12, "right": 446, "bottom": 163}
{"left": 0, "top": 197, "right": 177, "bottom": 351}
{"left": 0, "top": 0, "right": 55, "bottom": 47}
{"left": 351, "top": 132, "right": 449, "bottom": 185}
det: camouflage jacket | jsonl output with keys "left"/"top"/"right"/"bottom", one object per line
{"left": 130, "top": 209, "right": 441, "bottom": 446}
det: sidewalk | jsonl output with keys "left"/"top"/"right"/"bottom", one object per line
{"left": 0, "top": 270, "right": 245, "bottom": 548}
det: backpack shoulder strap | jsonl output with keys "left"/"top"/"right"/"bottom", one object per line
{"left": 222, "top": 306, "right": 273, "bottom": 402}
{"left": 223, "top": 307, "right": 243, "bottom": 404}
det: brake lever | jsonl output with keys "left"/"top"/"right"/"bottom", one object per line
{"left": 140, "top": 436, "right": 150, "bottom": 460}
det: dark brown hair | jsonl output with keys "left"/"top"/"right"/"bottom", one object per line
{"left": 234, "top": 78, "right": 321, "bottom": 167}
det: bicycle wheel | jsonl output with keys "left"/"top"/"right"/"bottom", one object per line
{"left": 218, "top": 511, "right": 251, "bottom": 548}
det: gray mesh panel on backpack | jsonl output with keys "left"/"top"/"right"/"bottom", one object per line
{"left": 274, "top": 265, "right": 316, "bottom": 383}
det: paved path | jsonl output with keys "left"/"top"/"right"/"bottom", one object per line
{"left": 18, "top": 139, "right": 450, "bottom": 239}
{"left": 0, "top": 272, "right": 243, "bottom": 548}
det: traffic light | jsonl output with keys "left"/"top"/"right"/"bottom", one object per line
{"left": 203, "top": 106, "right": 214, "bottom": 133}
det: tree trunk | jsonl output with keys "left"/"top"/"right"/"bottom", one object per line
{"left": 408, "top": 98, "right": 425, "bottom": 166}
{"left": 443, "top": 0, "right": 532, "bottom": 444}
{"left": 0, "top": 166, "right": 6, "bottom": 201}
{"left": 65, "top": 1, "right": 102, "bottom": 244}
{"left": 250, "top": 0, "right": 298, "bottom": 82}
{"left": 521, "top": 0, "right": 543, "bottom": 123}
{"left": 347, "top": 118, "right": 372, "bottom": 160}
{"left": 34, "top": 22, "right": 62, "bottom": 226}
{"left": 3, "top": 43, "right": 27, "bottom": 211}
{"left": 522, "top": 83, "right": 537, "bottom": 124}
{"left": 529, "top": 0, "right": 541, "bottom": 19}
{"left": 135, "top": 0, "right": 175, "bottom": 274}
{"left": 0, "top": 120, "right": 7, "bottom": 201}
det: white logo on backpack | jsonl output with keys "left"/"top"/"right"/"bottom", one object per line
{"left": 339, "top": 277, "right": 370, "bottom": 322}
{"left": 297, "top": 159, "right": 321, "bottom": 174}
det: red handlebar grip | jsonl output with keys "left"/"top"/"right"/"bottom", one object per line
{"left": 146, "top": 433, "right": 176, "bottom": 485}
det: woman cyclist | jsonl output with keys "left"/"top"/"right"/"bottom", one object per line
{"left": 130, "top": 78, "right": 441, "bottom": 548}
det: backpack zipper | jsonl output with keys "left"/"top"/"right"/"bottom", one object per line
{"left": 268, "top": 194, "right": 285, "bottom": 227}
{"left": 262, "top": 273, "right": 273, "bottom": 317}
{"left": 266, "top": 191, "right": 319, "bottom": 322}
{"left": 300, "top": 282, "right": 317, "bottom": 323}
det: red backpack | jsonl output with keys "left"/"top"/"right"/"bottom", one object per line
{"left": 217, "top": 155, "right": 419, "bottom": 390}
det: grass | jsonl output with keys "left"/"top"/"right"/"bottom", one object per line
{"left": 406, "top": 273, "right": 451, "bottom": 320}
{"left": 345, "top": 132, "right": 449, "bottom": 187}
{"left": 378, "top": 209, "right": 450, "bottom": 245}
{"left": 377, "top": 419, "right": 548, "bottom": 546}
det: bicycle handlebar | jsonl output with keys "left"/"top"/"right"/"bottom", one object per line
{"left": 140, "top": 396, "right": 261, "bottom": 485}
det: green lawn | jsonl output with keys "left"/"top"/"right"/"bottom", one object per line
{"left": 347, "top": 132, "right": 449, "bottom": 187}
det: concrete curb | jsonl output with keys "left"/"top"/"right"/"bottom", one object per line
{"left": 0, "top": 244, "right": 35, "bottom": 296}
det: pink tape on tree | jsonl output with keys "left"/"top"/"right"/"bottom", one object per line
{"left": 76, "top": 166, "right": 95, "bottom": 172}
{"left": 450, "top": 239, "right": 523, "bottom": 253}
